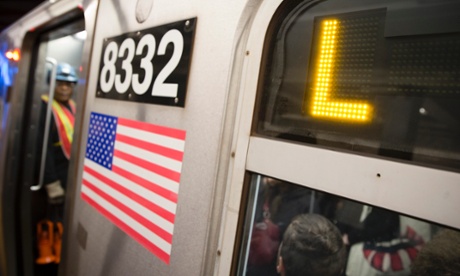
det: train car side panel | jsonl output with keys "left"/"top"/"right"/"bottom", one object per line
{"left": 63, "top": 0, "right": 254, "bottom": 275}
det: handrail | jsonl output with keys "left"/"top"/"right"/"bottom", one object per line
{"left": 31, "top": 57, "right": 57, "bottom": 191}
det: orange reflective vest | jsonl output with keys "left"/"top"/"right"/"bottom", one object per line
{"left": 41, "top": 95, "right": 76, "bottom": 159}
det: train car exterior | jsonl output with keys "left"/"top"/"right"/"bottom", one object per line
{"left": 1, "top": 0, "right": 459, "bottom": 276}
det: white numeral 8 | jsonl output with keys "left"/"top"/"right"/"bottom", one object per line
{"left": 100, "top": 41, "right": 118, "bottom": 92}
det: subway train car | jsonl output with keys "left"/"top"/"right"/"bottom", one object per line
{"left": 1, "top": 0, "right": 459, "bottom": 275}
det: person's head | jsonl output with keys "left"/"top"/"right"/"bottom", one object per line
{"left": 411, "top": 229, "right": 460, "bottom": 276}
{"left": 54, "top": 63, "right": 78, "bottom": 103}
{"left": 277, "top": 214, "right": 346, "bottom": 276}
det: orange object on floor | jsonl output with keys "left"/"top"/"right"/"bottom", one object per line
{"left": 36, "top": 220, "right": 56, "bottom": 265}
{"left": 54, "top": 222, "right": 63, "bottom": 264}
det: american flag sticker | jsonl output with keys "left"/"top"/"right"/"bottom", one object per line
{"left": 81, "top": 112, "right": 186, "bottom": 264}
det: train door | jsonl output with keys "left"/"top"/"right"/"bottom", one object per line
{"left": 27, "top": 20, "right": 86, "bottom": 276}
{"left": 217, "top": 0, "right": 460, "bottom": 275}
{"left": 2, "top": 16, "right": 87, "bottom": 276}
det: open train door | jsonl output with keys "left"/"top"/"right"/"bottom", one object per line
{"left": 0, "top": 1, "right": 97, "bottom": 275}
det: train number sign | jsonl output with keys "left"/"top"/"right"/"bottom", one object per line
{"left": 96, "top": 18, "right": 196, "bottom": 107}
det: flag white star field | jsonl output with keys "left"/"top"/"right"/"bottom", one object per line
{"left": 81, "top": 112, "right": 186, "bottom": 264}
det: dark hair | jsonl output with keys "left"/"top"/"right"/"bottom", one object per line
{"left": 280, "top": 214, "right": 346, "bottom": 276}
{"left": 411, "top": 229, "right": 460, "bottom": 276}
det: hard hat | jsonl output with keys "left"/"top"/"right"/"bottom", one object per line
{"left": 55, "top": 63, "right": 78, "bottom": 83}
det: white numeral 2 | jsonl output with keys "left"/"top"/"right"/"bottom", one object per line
{"left": 152, "top": 30, "right": 183, "bottom": 97}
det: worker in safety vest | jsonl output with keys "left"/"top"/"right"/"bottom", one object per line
{"left": 40, "top": 62, "right": 78, "bottom": 204}
{"left": 35, "top": 63, "right": 78, "bottom": 266}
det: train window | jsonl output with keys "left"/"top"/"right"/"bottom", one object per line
{"left": 255, "top": 0, "right": 460, "bottom": 172}
{"left": 237, "top": 173, "right": 458, "bottom": 276}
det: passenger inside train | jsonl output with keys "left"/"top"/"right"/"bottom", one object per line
{"left": 410, "top": 229, "right": 460, "bottom": 276}
{"left": 276, "top": 213, "right": 347, "bottom": 276}
{"left": 240, "top": 174, "right": 452, "bottom": 276}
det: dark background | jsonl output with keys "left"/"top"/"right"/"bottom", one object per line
{"left": 0, "top": 0, "right": 44, "bottom": 33}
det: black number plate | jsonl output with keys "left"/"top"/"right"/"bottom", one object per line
{"left": 96, "top": 18, "right": 196, "bottom": 107}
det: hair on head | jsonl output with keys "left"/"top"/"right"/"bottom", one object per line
{"left": 280, "top": 214, "right": 346, "bottom": 276}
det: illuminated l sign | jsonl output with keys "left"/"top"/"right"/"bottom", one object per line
{"left": 310, "top": 20, "right": 372, "bottom": 122}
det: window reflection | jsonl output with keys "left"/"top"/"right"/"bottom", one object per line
{"left": 239, "top": 174, "right": 457, "bottom": 276}
{"left": 256, "top": 0, "right": 460, "bottom": 172}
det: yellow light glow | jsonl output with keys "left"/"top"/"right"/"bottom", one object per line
{"left": 308, "top": 19, "right": 372, "bottom": 122}
{"left": 5, "top": 49, "right": 20, "bottom": 61}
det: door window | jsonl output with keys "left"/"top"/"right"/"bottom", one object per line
{"left": 237, "top": 174, "right": 459, "bottom": 276}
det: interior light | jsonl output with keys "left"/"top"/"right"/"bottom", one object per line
{"left": 5, "top": 49, "right": 20, "bottom": 61}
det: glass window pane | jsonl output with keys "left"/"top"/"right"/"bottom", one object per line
{"left": 256, "top": 0, "right": 460, "bottom": 171}
{"left": 237, "top": 174, "right": 458, "bottom": 276}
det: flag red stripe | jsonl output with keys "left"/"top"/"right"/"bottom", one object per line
{"left": 363, "top": 249, "right": 372, "bottom": 258}
{"left": 118, "top": 117, "right": 186, "bottom": 140}
{"left": 81, "top": 193, "right": 170, "bottom": 264}
{"left": 112, "top": 165, "right": 178, "bottom": 203}
{"left": 84, "top": 166, "right": 176, "bottom": 223}
{"left": 371, "top": 252, "right": 384, "bottom": 271}
{"left": 116, "top": 134, "right": 184, "bottom": 162}
{"left": 390, "top": 252, "right": 403, "bottom": 271}
{"left": 405, "top": 247, "right": 418, "bottom": 261}
{"left": 82, "top": 178, "right": 173, "bottom": 244}
{"left": 115, "top": 149, "right": 181, "bottom": 182}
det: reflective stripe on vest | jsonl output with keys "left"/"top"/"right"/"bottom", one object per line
{"left": 41, "top": 95, "right": 76, "bottom": 159}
